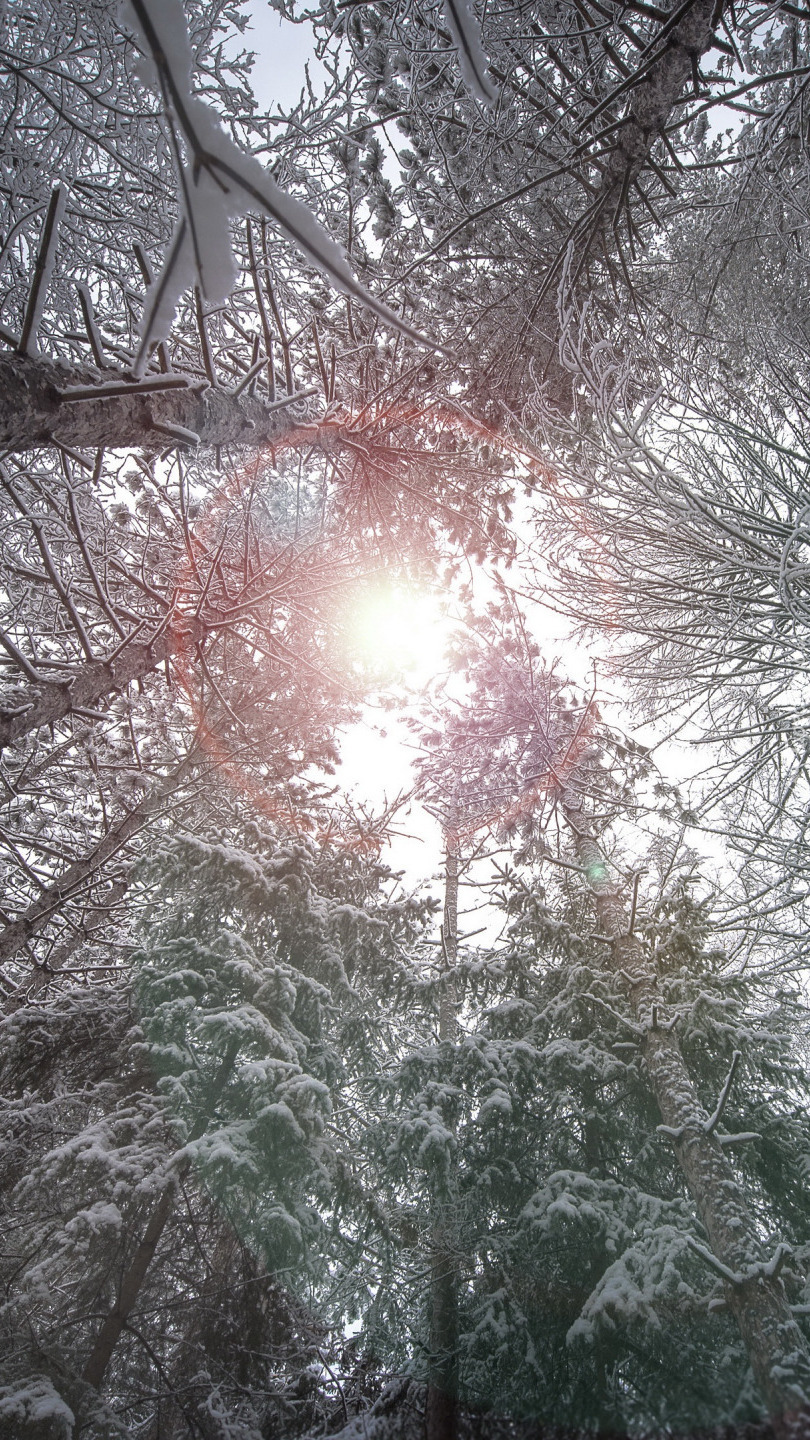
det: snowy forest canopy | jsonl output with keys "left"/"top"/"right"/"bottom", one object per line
{"left": 3, "top": 1, "right": 810, "bottom": 1437}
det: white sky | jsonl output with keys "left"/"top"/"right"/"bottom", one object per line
{"left": 241, "top": 9, "right": 326, "bottom": 112}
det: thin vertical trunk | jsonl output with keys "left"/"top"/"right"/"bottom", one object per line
{"left": 82, "top": 1184, "right": 176, "bottom": 1389}
{"left": 564, "top": 800, "right": 810, "bottom": 1416}
{"left": 426, "top": 828, "right": 460, "bottom": 1440}
{"left": 82, "top": 1036, "right": 240, "bottom": 1390}
{"left": 439, "top": 830, "right": 459, "bottom": 1044}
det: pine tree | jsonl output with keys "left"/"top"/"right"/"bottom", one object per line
{"left": 0, "top": 802, "right": 430, "bottom": 1436}
{"left": 339, "top": 607, "right": 810, "bottom": 1432}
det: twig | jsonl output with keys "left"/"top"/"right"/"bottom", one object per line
{"left": 56, "top": 374, "right": 197, "bottom": 401}
{"left": 194, "top": 286, "right": 217, "bottom": 386}
{"left": 231, "top": 357, "right": 267, "bottom": 398}
{"left": 150, "top": 420, "right": 200, "bottom": 447}
{"left": 19, "top": 185, "right": 65, "bottom": 356}
{"left": 76, "top": 285, "right": 109, "bottom": 369}
{"left": 627, "top": 870, "right": 641, "bottom": 936}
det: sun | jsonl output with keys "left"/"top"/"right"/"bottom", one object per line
{"left": 345, "top": 582, "right": 452, "bottom": 686}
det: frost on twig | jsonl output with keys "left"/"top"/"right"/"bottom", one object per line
{"left": 122, "top": 0, "right": 446, "bottom": 370}
{"left": 443, "top": 0, "right": 498, "bottom": 108}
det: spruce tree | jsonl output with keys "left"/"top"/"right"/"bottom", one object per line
{"left": 339, "top": 607, "right": 810, "bottom": 1433}
{"left": 0, "top": 803, "right": 429, "bottom": 1436}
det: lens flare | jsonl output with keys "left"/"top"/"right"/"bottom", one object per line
{"left": 346, "top": 583, "right": 451, "bottom": 686}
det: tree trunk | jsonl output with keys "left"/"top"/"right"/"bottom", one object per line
{"left": 82, "top": 1183, "right": 176, "bottom": 1390}
{"left": 0, "top": 355, "right": 313, "bottom": 453}
{"left": 564, "top": 800, "right": 810, "bottom": 1417}
{"left": 82, "top": 1036, "right": 241, "bottom": 1390}
{"left": 2, "top": 876, "right": 129, "bottom": 1013}
{"left": 425, "top": 828, "right": 460, "bottom": 1440}
{"left": 0, "top": 625, "right": 204, "bottom": 751}
{"left": 0, "top": 753, "right": 196, "bottom": 971}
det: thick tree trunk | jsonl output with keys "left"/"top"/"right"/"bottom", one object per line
{"left": 426, "top": 1239, "right": 459, "bottom": 1440}
{"left": 0, "top": 753, "right": 196, "bottom": 970}
{"left": 0, "top": 625, "right": 204, "bottom": 750}
{"left": 425, "top": 829, "right": 460, "bottom": 1440}
{"left": 564, "top": 801, "right": 810, "bottom": 1416}
{"left": 0, "top": 355, "right": 314, "bottom": 452}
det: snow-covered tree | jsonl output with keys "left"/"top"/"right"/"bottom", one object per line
{"left": 0, "top": 803, "right": 430, "bottom": 1435}
{"left": 338, "top": 609, "right": 810, "bottom": 1431}
{"left": 7, "top": 1, "right": 810, "bottom": 1436}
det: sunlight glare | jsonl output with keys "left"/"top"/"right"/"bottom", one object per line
{"left": 347, "top": 584, "right": 451, "bottom": 687}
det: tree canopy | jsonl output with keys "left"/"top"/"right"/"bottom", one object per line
{"left": 2, "top": 1, "right": 810, "bottom": 1437}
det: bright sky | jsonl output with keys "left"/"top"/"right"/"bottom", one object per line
{"left": 241, "top": 9, "right": 326, "bottom": 112}
{"left": 331, "top": 566, "right": 600, "bottom": 927}
{"left": 236, "top": 5, "right": 731, "bottom": 925}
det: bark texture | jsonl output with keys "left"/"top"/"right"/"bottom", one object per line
{"left": 0, "top": 754, "right": 195, "bottom": 970}
{"left": 565, "top": 801, "right": 810, "bottom": 1417}
{"left": 0, "top": 625, "right": 203, "bottom": 750}
{"left": 0, "top": 355, "right": 314, "bottom": 452}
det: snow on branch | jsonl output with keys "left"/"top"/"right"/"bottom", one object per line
{"left": 704, "top": 1050, "right": 740, "bottom": 1135}
{"left": 444, "top": 0, "right": 498, "bottom": 107}
{"left": 150, "top": 420, "right": 200, "bottom": 447}
{"left": 585, "top": 991, "right": 643, "bottom": 1035}
{"left": 688, "top": 1237, "right": 793, "bottom": 1288}
{"left": 122, "top": 0, "right": 446, "bottom": 370}
{"left": 19, "top": 186, "right": 65, "bottom": 357}
{"left": 56, "top": 375, "right": 199, "bottom": 401}
{"left": 656, "top": 1123, "right": 685, "bottom": 1141}
{"left": 686, "top": 1237, "right": 742, "bottom": 1286}
{"left": 759, "top": 1242, "right": 793, "bottom": 1280}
